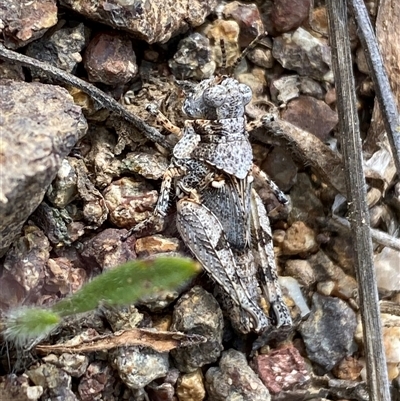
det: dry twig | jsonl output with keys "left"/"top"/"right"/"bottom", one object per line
{"left": 331, "top": 215, "right": 400, "bottom": 252}
{"left": 0, "top": 43, "right": 170, "bottom": 150}
{"left": 326, "top": 1, "right": 391, "bottom": 400}
{"left": 36, "top": 328, "right": 206, "bottom": 354}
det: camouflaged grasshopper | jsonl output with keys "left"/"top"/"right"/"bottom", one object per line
{"left": 131, "top": 38, "right": 292, "bottom": 334}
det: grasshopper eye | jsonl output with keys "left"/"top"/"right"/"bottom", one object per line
{"left": 238, "top": 84, "right": 252, "bottom": 105}
{"left": 203, "top": 86, "right": 227, "bottom": 108}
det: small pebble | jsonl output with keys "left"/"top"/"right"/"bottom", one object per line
{"left": 177, "top": 369, "right": 206, "bottom": 401}
{"left": 84, "top": 32, "right": 137, "bottom": 85}
{"left": 253, "top": 345, "right": 310, "bottom": 394}
{"left": 281, "top": 221, "right": 318, "bottom": 255}
{"left": 206, "top": 349, "right": 271, "bottom": 401}
{"left": 112, "top": 346, "right": 169, "bottom": 390}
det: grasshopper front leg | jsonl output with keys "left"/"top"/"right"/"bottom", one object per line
{"left": 125, "top": 163, "right": 184, "bottom": 237}
{"left": 146, "top": 103, "right": 182, "bottom": 138}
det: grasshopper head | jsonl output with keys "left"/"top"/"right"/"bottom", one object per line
{"left": 182, "top": 76, "right": 252, "bottom": 120}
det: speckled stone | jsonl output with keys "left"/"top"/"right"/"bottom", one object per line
{"left": 60, "top": 0, "right": 217, "bottom": 44}
{"left": 1, "top": 0, "right": 57, "bottom": 49}
{"left": 253, "top": 345, "right": 310, "bottom": 394}
{"left": 112, "top": 346, "right": 169, "bottom": 390}
{"left": 0, "top": 80, "right": 87, "bottom": 256}
{"left": 168, "top": 33, "right": 215, "bottom": 80}
{"left": 84, "top": 32, "right": 137, "bottom": 85}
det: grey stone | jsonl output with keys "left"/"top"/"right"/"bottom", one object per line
{"left": 30, "top": 202, "right": 74, "bottom": 246}
{"left": 270, "top": 75, "right": 300, "bottom": 105}
{"left": 169, "top": 33, "right": 215, "bottom": 80}
{"left": 299, "top": 76, "right": 325, "bottom": 99}
{"left": 44, "top": 353, "right": 89, "bottom": 378}
{"left": 46, "top": 158, "right": 79, "bottom": 208}
{"left": 60, "top": 0, "right": 217, "bottom": 44}
{"left": 112, "top": 346, "right": 169, "bottom": 389}
{"left": 247, "top": 46, "right": 274, "bottom": 69}
{"left": 171, "top": 286, "right": 224, "bottom": 372}
{"left": 299, "top": 293, "right": 357, "bottom": 371}
{"left": 26, "top": 23, "right": 89, "bottom": 75}
{"left": 27, "top": 363, "right": 78, "bottom": 400}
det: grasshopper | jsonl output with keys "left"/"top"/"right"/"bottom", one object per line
{"left": 130, "top": 39, "right": 292, "bottom": 334}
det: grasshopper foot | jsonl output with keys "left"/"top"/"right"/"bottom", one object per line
{"left": 122, "top": 215, "right": 165, "bottom": 240}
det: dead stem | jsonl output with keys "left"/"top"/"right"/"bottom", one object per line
{"left": 326, "top": 1, "right": 391, "bottom": 400}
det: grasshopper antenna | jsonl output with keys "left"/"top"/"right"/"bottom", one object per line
{"left": 219, "top": 38, "right": 228, "bottom": 75}
{"left": 228, "top": 31, "right": 268, "bottom": 75}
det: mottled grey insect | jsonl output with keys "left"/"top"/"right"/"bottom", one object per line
{"left": 131, "top": 51, "right": 292, "bottom": 334}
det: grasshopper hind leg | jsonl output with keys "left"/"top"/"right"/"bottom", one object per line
{"left": 250, "top": 189, "right": 293, "bottom": 328}
{"left": 176, "top": 197, "right": 270, "bottom": 333}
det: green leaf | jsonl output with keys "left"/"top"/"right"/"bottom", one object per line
{"left": 51, "top": 256, "right": 200, "bottom": 317}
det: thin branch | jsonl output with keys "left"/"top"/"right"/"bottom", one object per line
{"left": 326, "top": 1, "right": 391, "bottom": 401}
{"left": 370, "top": 227, "right": 400, "bottom": 252}
{"left": 380, "top": 300, "right": 400, "bottom": 316}
{"left": 0, "top": 43, "right": 171, "bottom": 150}
{"left": 330, "top": 215, "right": 400, "bottom": 252}
{"left": 349, "top": 0, "right": 400, "bottom": 175}
{"left": 254, "top": 118, "right": 347, "bottom": 195}
{"left": 253, "top": 119, "right": 400, "bottom": 252}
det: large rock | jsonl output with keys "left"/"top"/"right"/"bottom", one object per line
{"left": 0, "top": 80, "right": 87, "bottom": 256}
{"left": 0, "top": 0, "right": 58, "bottom": 48}
{"left": 60, "top": 0, "right": 218, "bottom": 44}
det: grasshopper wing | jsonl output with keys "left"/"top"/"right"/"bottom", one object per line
{"left": 200, "top": 176, "right": 252, "bottom": 250}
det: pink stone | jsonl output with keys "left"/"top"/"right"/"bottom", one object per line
{"left": 253, "top": 345, "right": 310, "bottom": 394}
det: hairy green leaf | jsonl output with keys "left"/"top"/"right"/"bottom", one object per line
{"left": 3, "top": 308, "right": 60, "bottom": 346}
{"left": 52, "top": 257, "right": 200, "bottom": 316}
{"left": 2, "top": 257, "right": 200, "bottom": 347}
